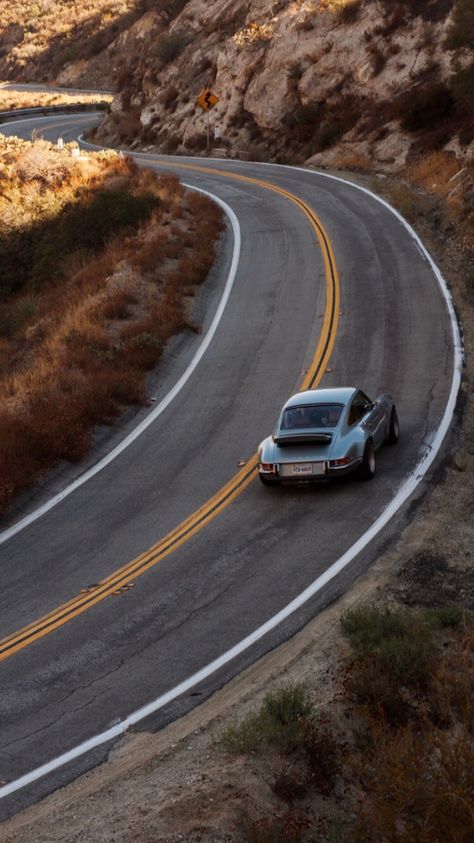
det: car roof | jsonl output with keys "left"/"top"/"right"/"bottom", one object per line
{"left": 283, "top": 387, "right": 356, "bottom": 409}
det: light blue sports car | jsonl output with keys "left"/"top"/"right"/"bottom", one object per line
{"left": 258, "top": 387, "right": 399, "bottom": 485}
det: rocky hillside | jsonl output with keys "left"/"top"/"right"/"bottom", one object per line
{"left": 1, "top": 1, "right": 472, "bottom": 170}
{"left": 89, "top": 0, "right": 473, "bottom": 172}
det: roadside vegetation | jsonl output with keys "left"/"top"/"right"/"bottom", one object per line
{"left": 378, "top": 150, "right": 474, "bottom": 302}
{"left": 0, "top": 0, "right": 140, "bottom": 81}
{"left": 217, "top": 603, "right": 474, "bottom": 842}
{"left": 0, "top": 90, "right": 112, "bottom": 111}
{"left": 0, "top": 135, "right": 224, "bottom": 511}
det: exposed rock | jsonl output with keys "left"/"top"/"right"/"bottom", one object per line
{"left": 89, "top": 0, "right": 466, "bottom": 172}
{"left": 1, "top": 1, "right": 469, "bottom": 172}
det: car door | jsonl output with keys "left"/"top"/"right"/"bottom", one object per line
{"left": 351, "top": 391, "right": 386, "bottom": 448}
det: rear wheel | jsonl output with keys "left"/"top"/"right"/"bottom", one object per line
{"left": 259, "top": 474, "right": 279, "bottom": 486}
{"left": 358, "top": 440, "right": 376, "bottom": 480}
{"left": 387, "top": 407, "right": 400, "bottom": 444}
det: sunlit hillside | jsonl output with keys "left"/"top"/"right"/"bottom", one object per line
{"left": 0, "top": 135, "right": 223, "bottom": 510}
{"left": 0, "top": 89, "right": 112, "bottom": 110}
{"left": 0, "top": 0, "right": 140, "bottom": 84}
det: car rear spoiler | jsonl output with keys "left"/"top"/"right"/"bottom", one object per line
{"left": 274, "top": 432, "right": 333, "bottom": 445}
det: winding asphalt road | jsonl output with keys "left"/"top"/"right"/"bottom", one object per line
{"left": 0, "top": 114, "right": 460, "bottom": 818}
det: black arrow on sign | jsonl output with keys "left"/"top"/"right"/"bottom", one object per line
{"left": 204, "top": 91, "right": 212, "bottom": 109}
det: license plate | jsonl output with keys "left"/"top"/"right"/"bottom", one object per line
{"left": 281, "top": 462, "right": 326, "bottom": 477}
{"left": 292, "top": 464, "right": 313, "bottom": 475}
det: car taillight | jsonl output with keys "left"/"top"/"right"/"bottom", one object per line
{"left": 329, "top": 457, "right": 352, "bottom": 467}
{"left": 260, "top": 462, "right": 274, "bottom": 472}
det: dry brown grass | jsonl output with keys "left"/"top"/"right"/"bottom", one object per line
{"left": 351, "top": 720, "right": 474, "bottom": 842}
{"left": 327, "top": 148, "right": 374, "bottom": 172}
{"left": 406, "top": 151, "right": 463, "bottom": 196}
{"left": 0, "top": 0, "right": 138, "bottom": 80}
{"left": 398, "top": 152, "right": 474, "bottom": 283}
{"left": 0, "top": 91, "right": 112, "bottom": 111}
{"left": 216, "top": 609, "right": 473, "bottom": 842}
{"left": 343, "top": 615, "right": 474, "bottom": 843}
{"left": 0, "top": 136, "right": 224, "bottom": 511}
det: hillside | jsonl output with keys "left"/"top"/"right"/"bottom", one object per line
{"left": 86, "top": 0, "right": 474, "bottom": 173}
{"left": 1, "top": 2, "right": 472, "bottom": 171}
{"left": 0, "top": 0, "right": 140, "bottom": 86}
{"left": 0, "top": 136, "right": 223, "bottom": 510}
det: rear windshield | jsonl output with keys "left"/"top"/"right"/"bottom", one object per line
{"left": 281, "top": 404, "right": 343, "bottom": 430}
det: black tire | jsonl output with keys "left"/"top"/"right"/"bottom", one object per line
{"left": 358, "top": 440, "right": 376, "bottom": 480}
{"left": 386, "top": 407, "right": 400, "bottom": 445}
{"left": 259, "top": 474, "right": 279, "bottom": 486}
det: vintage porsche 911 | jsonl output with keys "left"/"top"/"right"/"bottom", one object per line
{"left": 258, "top": 387, "right": 399, "bottom": 485}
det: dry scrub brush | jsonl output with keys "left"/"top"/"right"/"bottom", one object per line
{"left": 0, "top": 91, "right": 112, "bottom": 111}
{"left": 211, "top": 601, "right": 474, "bottom": 841}
{"left": 0, "top": 137, "right": 224, "bottom": 511}
{"left": 0, "top": 0, "right": 139, "bottom": 79}
{"left": 342, "top": 605, "right": 474, "bottom": 842}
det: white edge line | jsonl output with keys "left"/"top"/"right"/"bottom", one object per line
{"left": 0, "top": 188, "right": 241, "bottom": 547}
{"left": 0, "top": 165, "right": 463, "bottom": 801}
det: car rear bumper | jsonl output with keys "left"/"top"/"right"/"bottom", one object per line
{"left": 258, "top": 458, "right": 362, "bottom": 482}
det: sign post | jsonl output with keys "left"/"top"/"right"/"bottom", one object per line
{"left": 197, "top": 89, "right": 219, "bottom": 152}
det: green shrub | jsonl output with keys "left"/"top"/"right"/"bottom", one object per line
{"left": 128, "top": 331, "right": 160, "bottom": 349}
{"left": 425, "top": 604, "right": 470, "bottom": 629}
{"left": 15, "top": 294, "right": 38, "bottom": 323}
{"left": 341, "top": 605, "right": 439, "bottom": 697}
{"left": 161, "top": 134, "right": 180, "bottom": 154}
{"left": 219, "top": 684, "right": 312, "bottom": 753}
{"left": 341, "top": 605, "right": 413, "bottom": 655}
{"left": 378, "top": 630, "right": 438, "bottom": 686}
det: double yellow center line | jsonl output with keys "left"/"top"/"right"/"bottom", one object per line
{"left": 0, "top": 163, "right": 340, "bottom": 663}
